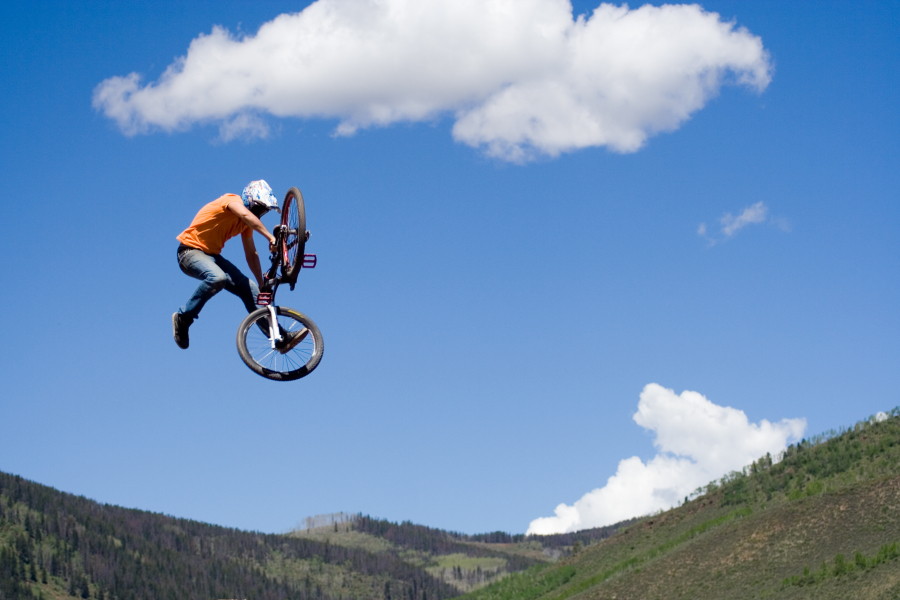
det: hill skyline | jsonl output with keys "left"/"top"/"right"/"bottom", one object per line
{"left": 3, "top": 405, "right": 896, "bottom": 542}
{"left": 4, "top": 408, "right": 899, "bottom": 599}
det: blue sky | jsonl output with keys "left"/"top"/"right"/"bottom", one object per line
{"left": 1, "top": 0, "right": 897, "bottom": 535}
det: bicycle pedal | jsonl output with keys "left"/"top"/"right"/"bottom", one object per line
{"left": 256, "top": 292, "right": 273, "bottom": 306}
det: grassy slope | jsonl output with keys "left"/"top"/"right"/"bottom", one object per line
{"left": 290, "top": 523, "right": 396, "bottom": 553}
{"left": 462, "top": 411, "right": 900, "bottom": 600}
{"left": 289, "top": 521, "right": 548, "bottom": 593}
{"left": 286, "top": 515, "right": 633, "bottom": 594}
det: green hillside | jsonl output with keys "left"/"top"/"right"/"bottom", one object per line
{"left": 5, "top": 409, "right": 898, "bottom": 599}
{"left": 0, "top": 475, "right": 626, "bottom": 600}
{"left": 287, "top": 513, "right": 638, "bottom": 593}
{"left": 0, "top": 477, "right": 459, "bottom": 600}
{"left": 462, "top": 409, "right": 900, "bottom": 600}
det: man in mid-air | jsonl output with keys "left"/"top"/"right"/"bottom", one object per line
{"left": 172, "top": 180, "right": 305, "bottom": 350}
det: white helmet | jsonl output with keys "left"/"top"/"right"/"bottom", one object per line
{"left": 241, "top": 180, "right": 279, "bottom": 213}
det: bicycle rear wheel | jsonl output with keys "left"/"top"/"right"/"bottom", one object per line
{"left": 281, "top": 187, "right": 306, "bottom": 283}
{"left": 236, "top": 306, "right": 323, "bottom": 381}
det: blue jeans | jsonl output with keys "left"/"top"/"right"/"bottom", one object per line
{"left": 176, "top": 244, "right": 259, "bottom": 324}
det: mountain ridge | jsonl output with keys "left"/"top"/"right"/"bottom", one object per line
{"left": 0, "top": 470, "right": 631, "bottom": 599}
{"left": 3, "top": 408, "right": 899, "bottom": 599}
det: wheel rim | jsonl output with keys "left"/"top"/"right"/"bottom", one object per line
{"left": 282, "top": 193, "right": 301, "bottom": 274}
{"left": 243, "top": 312, "right": 317, "bottom": 375}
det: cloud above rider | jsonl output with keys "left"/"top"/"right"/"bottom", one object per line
{"left": 93, "top": 0, "right": 771, "bottom": 162}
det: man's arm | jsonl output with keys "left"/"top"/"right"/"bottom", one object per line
{"left": 241, "top": 229, "right": 265, "bottom": 287}
{"left": 227, "top": 201, "right": 276, "bottom": 247}
{"left": 228, "top": 201, "right": 275, "bottom": 287}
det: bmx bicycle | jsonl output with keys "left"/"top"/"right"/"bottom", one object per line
{"left": 235, "top": 187, "right": 324, "bottom": 381}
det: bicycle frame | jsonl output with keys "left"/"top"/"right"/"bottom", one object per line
{"left": 255, "top": 224, "right": 316, "bottom": 349}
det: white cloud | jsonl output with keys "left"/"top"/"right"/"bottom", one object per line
{"left": 526, "top": 383, "right": 805, "bottom": 535}
{"left": 698, "top": 201, "right": 780, "bottom": 245}
{"left": 93, "top": 0, "right": 771, "bottom": 161}
{"left": 721, "top": 201, "right": 768, "bottom": 236}
{"left": 217, "top": 112, "right": 271, "bottom": 142}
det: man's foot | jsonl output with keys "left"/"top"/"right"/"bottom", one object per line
{"left": 172, "top": 313, "right": 190, "bottom": 349}
{"left": 277, "top": 327, "right": 308, "bottom": 354}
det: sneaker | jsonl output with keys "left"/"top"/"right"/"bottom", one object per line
{"left": 277, "top": 327, "right": 309, "bottom": 354}
{"left": 172, "top": 313, "right": 190, "bottom": 349}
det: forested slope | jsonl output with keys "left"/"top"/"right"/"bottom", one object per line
{"left": 9, "top": 410, "right": 893, "bottom": 600}
{"left": 0, "top": 473, "right": 632, "bottom": 600}
{"left": 461, "top": 409, "right": 900, "bottom": 600}
{"left": 0, "top": 474, "right": 456, "bottom": 600}
{"left": 289, "top": 515, "right": 638, "bottom": 593}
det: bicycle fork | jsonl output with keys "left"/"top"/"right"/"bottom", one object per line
{"left": 256, "top": 290, "right": 283, "bottom": 350}
{"left": 267, "top": 305, "right": 282, "bottom": 349}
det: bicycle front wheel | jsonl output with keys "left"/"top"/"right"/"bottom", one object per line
{"left": 236, "top": 306, "right": 323, "bottom": 381}
{"left": 281, "top": 187, "right": 306, "bottom": 284}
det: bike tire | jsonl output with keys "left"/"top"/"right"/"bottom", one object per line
{"left": 236, "top": 306, "right": 323, "bottom": 381}
{"left": 281, "top": 187, "right": 306, "bottom": 284}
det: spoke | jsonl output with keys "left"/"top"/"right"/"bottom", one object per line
{"left": 283, "top": 354, "right": 299, "bottom": 370}
{"left": 254, "top": 347, "right": 278, "bottom": 364}
{"left": 243, "top": 313, "right": 314, "bottom": 376}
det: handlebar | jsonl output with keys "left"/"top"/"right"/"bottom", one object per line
{"left": 259, "top": 224, "right": 313, "bottom": 296}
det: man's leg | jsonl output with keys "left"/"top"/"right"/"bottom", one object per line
{"left": 174, "top": 246, "right": 229, "bottom": 349}
{"left": 208, "top": 254, "right": 280, "bottom": 337}
{"left": 177, "top": 247, "right": 232, "bottom": 325}
{"left": 210, "top": 254, "right": 259, "bottom": 313}
{"left": 210, "top": 255, "right": 306, "bottom": 349}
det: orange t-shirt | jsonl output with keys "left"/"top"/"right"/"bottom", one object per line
{"left": 176, "top": 194, "right": 248, "bottom": 255}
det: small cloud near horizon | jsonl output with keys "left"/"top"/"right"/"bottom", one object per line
{"left": 93, "top": 0, "right": 771, "bottom": 162}
{"left": 526, "top": 383, "right": 805, "bottom": 535}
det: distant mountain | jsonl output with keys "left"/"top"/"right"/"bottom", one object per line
{"left": 9, "top": 410, "right": 894, "bottom": 600}
{"left": 0, "top": 474, "right": 459, "bottom": 600}
{"left": 287, "top": 514, "right": 639, "bottom": 594}
{"left": 461, "top": 409, "right": 900, "bottom": 600}
{"left": 0, "top": 471, "right": 631, "bottom": 600}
